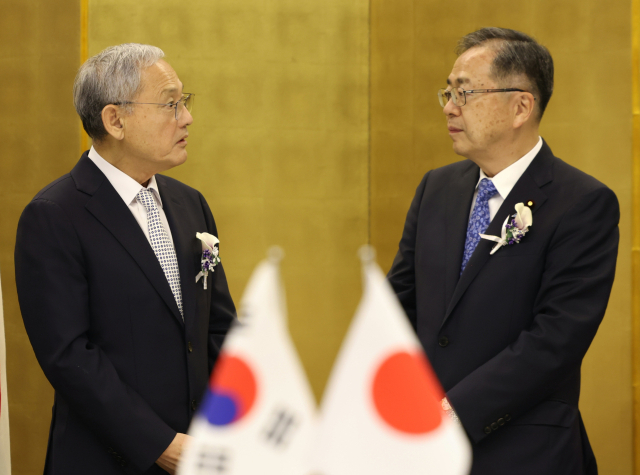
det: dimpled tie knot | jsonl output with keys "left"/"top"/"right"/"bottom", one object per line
{"left": 460, "top": 178, "right": 498, "bottom": 274}
{"left": 137, "top": 188, "right": 183, "bottom": 318}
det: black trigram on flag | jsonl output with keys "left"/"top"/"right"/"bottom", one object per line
{"left": 196, "top": 445, "right": 230, "bottom": 474}
{"left": 263, "top": 408, "right": 299, "bottom": 448}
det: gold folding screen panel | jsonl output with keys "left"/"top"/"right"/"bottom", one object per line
{"left": 1, "top": 1, "right": 635, "bottom": 473}
{"left": 632, "top": 0, "right": 640, "bottom": 472}
{"left": 85, "top": 0, "right": 371, "bottom": 405}
{"left": 1, "top": 2, "right": 81, "bottom": 473}
{"left": 370, "top": 1, "right": 633, "bottom": 473}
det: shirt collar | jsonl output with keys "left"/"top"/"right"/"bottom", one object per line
{"left": 88, "top": 146, "right": 163, "bottom": 207}
{"left": 476, "top": 136, "right": 543, "bottom": 198}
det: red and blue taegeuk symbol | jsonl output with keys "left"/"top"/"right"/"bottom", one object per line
{"left": 371, "top": 351, "right": 444, "bottom": 434}
{"left": 203, "top": 354, "right": 257, "bottom": 426}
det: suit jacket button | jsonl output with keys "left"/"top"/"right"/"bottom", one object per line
{"left": 491, "top": 422, "right": 499, "bottom": 431}
{"left": 484, "top": 426, "right": 492, "bottom": 434}
{"left": 191, "top": 399, "right": 197, "bottom": 411}
{"left": 505, "top": 414, "right": 512, "bottom": 421}
{"left": 188, "top": 341, "right": 193, "bottom": 353}
{"left": 498, "top": 418, "right": 505, "bottom": 426}
{"left": 438, "top": 336, "right": 449, "bottom": 347}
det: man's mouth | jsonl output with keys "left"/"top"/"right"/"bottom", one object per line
{"left": 177, "top": 134, "right": 188, "bottom": 145}
{"left": 448, "top": 126, "right": 462, "bottom": 134}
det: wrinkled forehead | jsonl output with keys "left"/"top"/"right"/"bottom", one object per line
{"left": 447, "top": 46, "right": 496, "bottom": 88}
{"left": 138, "top": 59, "right": 184, "bottom": 100}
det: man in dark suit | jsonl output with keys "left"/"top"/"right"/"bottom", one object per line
{"left": 388, "top": 28, "right": 619, "bottom": 474}
{"left": 15, "top": 44, "right": 236, "bottom": 474}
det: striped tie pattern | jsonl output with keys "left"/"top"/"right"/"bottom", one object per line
{"left": 137, "top": 188, "right": 183, "bottom": 318}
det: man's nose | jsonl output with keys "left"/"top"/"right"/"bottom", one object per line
{"left": 181, "top": 107, "right": 193, "bottom": 126}
{"left": 443, "top": 97, "right": 460, "bottom": 116}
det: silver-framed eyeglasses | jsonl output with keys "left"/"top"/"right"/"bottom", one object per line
{"left": 115, "top": 93, "right": 194, "bottom": 120}
{"left": 438, "top": 87, "right": 528, "bottom": 107}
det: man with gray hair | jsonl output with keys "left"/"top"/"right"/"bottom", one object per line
{"left": 15, "top": 44, "right": 236, "bottom": 474}
{"left": 389, "top": 28, "right": 618, "bottom": 474}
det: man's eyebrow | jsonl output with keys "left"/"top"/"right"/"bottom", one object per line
{"left": 447, "top": 77, "right": 469, "bottom": 86}
{"left": 161, "top": 85, "right": 183, "bottom": 97}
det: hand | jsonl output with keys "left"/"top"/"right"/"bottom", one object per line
{"left": 441, "top": 397, "right": 461, "bottom": 426}
{"left": 156, "top": 433, "right": 192, "bottom": 474}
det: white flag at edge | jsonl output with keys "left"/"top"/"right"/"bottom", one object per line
{"left": 0, "top": 269, "right": 11, "bottom": 475}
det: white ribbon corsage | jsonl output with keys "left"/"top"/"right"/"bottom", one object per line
{"left": 479, "top": 202, "right": 533, "bottom": 255}
{"left": 195, "top": 232, "right": 221, "bottom": 289}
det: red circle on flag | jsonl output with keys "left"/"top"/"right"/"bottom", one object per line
{"left": 209, "top": 354, "right": 257, "bottom": 421}
{"left": 371, "top": 351, "right": 443, "bottom": 434}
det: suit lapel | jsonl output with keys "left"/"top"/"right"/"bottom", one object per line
{"left": 441, "top": 142, "right": 554, "bottom": 328}
{"left": 157, "top": 176, "right": 197, "bottom": 328}
{"left": 72, "top": 155, "right": 184, "bottom": 325}
{"left": 443, "top": 162, "right": 480, "bottom": 310}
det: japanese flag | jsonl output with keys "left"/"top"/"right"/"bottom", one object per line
{"left": 178, "top": 249, "right": 316, "bottom": 475}
{"left": 314, "top": 248, "right": 472, "bottom": 475}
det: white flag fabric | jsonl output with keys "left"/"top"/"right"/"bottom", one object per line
{"left": 314, "top": 250, "right": 472, "bottom": 475}
{"left": 0, "top": 269, "right": 11, "bottom": 475}
{"left": 178, "top": 250, "right": 316, "bottom": 475}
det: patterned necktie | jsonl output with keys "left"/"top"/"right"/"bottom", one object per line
{"left": 460, "top": 178, "right": 498, "bottom": 274}
{"left": 137, "top": 188, "right": 183, "bottom": 318}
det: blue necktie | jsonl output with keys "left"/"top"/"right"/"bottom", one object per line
{"left": 461, "top": 178, "right": 498, "bottom": 274}
{"left": 137, "top": 188, "right": 184, "bottom": 318}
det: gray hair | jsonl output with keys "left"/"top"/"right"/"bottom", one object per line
{"left": 73, "top": 43, "right": 165, "bottom": 141}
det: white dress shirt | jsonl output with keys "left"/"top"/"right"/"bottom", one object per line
{"left": 88, "top": 146, "right": 175, "bottom": 246}
{"left": 469, "top": 137, "right": 543, "bottom": 221}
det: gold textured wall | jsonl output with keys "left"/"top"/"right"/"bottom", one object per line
{"left": 85, "top": 0, "right": 370, "bottom": 401}
{"left": 633, "top": 2, "right": 640, "bottom": 471}
{"left": 371, "top": 1, "right": 633, "bottom": 474}
{"left": 1, "top": 1, "right": 81, "bottom": 473}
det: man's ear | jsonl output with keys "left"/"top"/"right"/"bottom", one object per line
{"left": 513, "top": 92, "right": 536, "bottom": 129}
{"left": 101, "top": 104, "right": 125, "bottom": 141}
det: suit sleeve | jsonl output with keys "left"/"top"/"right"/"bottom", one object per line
{"left": 198, "top": 192, "right": 237, "bottom": 373}
{"left": 15, "top": 198, "right": 176, "bottom": 472}
{"left": 446, "top": 185, "right": 620, "bottom": 443}
{"left": 387, "top": 172, "right": 431, "bottom": 330}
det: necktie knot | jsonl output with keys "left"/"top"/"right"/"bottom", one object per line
{"left": 137, "top": 188, "right": 157, "bottom": 212}
{"left": 477, "top": 178, "right": 498, "bottom": 201}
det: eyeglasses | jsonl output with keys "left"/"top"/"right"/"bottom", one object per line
{"left": 438, "top": 87, "right": 528, "bottom": 108}
{"left": 115, "top": 93, "right": 194, "bottom": 120}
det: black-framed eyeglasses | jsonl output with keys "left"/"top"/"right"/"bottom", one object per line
{"left": 438, "top": 87, "right": 529, "bottom": 107}
{"left": 115, "top": 93, "right": 194, "bottom": 120}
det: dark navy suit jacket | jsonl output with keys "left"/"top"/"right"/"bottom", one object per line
{"left": 15, "top": 153, "right": 236, "bottom": 474}
{"left": 388, "top": 141, "right": 619, "bottom": 475}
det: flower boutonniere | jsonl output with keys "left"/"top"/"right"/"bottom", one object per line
{"left": 479, "top": 202, "right": 533, "bottom": 255}
{"left": 195, "top": 232, "right": 221, "bottom": 289}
